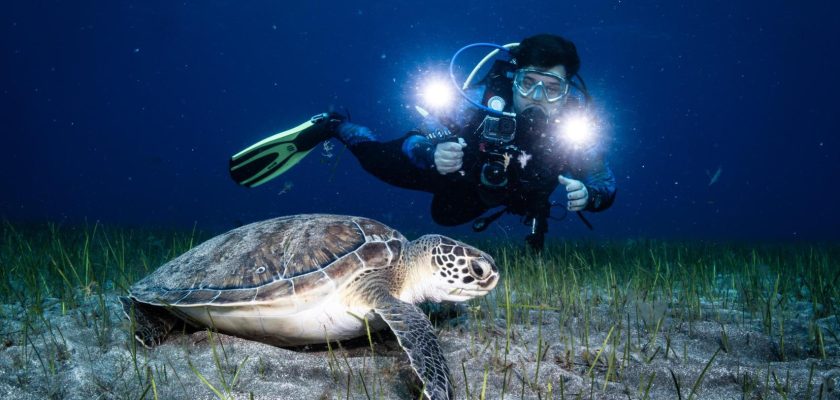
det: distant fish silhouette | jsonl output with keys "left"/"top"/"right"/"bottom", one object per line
{"left": 706, "top": 165, "right": 723, "bottom": 186}
{"left": 277, "top": 180, "right": 294, "bottom": 195}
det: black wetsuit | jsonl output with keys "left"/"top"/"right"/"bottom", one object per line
{"left": 338, "top": 89, "right": 616, "bottom": 250}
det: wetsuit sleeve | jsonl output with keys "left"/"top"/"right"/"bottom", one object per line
{"left": 571, "top": 145, "right": 616, "bottom": 212}
{"left": 402, "top": 134, "right": 436, "bottom": 170}
{"left": 401, "top": 109, "right": 467, "bottom": 170}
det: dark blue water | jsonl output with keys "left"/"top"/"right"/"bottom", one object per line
{"left": 2, "top": 1, "right": 838, "bottom": 242}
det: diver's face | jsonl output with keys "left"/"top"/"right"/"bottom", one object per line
{"left": 512, "top": 65, "right": 568, "bottom": 117}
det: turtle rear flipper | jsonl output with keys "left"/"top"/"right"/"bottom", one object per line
{"left": 374, "top": 296, "right": 452, "bottom": 400}
{"left": 119, "top": 297, "right": 179, "bottom": 348}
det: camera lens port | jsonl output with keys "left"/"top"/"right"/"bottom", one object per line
{"left": 480, "top": 162, "right": 508, "bottom": 187}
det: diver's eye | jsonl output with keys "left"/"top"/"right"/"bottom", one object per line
{"left": 520, "top": 77, "right": 537, "bottom": 91}
{"left": 545, "top": 84, "right": 565, "bottom": 97}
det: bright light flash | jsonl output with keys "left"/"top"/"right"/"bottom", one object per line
{"left": 420, "top": 79, "right": 454, "bottom": 109}
{"left": 561, "top": 113, "right": 596, "bottom": 148}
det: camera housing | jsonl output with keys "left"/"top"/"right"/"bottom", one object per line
{"left": 479, "top": 115, "right": 517, "bottom": 143}
{"left": 476, "top": 114, "right": 519, "bottom": 188}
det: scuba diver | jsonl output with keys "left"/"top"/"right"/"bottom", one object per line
{"left": 229, "top": 34, "right": 616, "bottom": 251}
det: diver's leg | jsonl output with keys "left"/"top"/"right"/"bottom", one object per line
{"left": 337, "top": 122, "right": 443, "bottom": 193}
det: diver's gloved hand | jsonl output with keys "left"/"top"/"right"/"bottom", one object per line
{"left": 558, "top": 175, "right": 589, "bottom": 211}
{"left": 434, "top": 140, "right": 466, "bottom": 175}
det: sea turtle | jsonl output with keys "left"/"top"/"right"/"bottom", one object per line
{"left": 120, "top": 214, "right": 499, "bottom": 400}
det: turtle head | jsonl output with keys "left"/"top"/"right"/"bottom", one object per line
{"left": 400, "top": 235, "right": 499, "bottom": 303}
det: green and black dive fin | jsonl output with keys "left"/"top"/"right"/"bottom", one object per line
{"left": 229, "top": 112, "right": 343, "bottom": 187}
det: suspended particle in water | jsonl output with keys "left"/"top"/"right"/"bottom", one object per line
{"left": 321, "top": 141, "right": 335, "bottom": 158}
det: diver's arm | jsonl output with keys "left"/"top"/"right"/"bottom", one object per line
{"left": 401, "top": 112, "right": 467, "bottom": 174}
{"left": 402, "top": 134, "right": 466, "bottom": 174}
{"left": 573, "top": 147, "right": 616, "bottom": 212}
{"left": 401, "top": 85, "right": 483, "bottom": 171}
{"left": 580, "top": 163, "right": 616, "bottom": 212}
{"left": 402, "top": 134, "right": 437, "bottom": 170}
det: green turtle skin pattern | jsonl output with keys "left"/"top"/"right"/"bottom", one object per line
{"left": 375, "top": 296, "right": 452, "bottom": 400}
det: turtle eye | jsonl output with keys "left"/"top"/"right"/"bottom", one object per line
{"left": 472, "top": 262, "right": 483, "bottom": 277}
{"left": 470, "top": 259, "right": 492, "bottom": 279}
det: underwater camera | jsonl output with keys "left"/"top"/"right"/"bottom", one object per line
{"left": 477, "top": 101, "right": 568, "bottom": 188}
{"left": 476, "top": 96, "right": 518, "bottom": 187}
{"left": 478, "top": 142, "right": 520, "bottom": 187}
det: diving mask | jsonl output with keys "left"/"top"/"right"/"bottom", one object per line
{"left": 512, "top": 68, "right": 570, "bottom": 103}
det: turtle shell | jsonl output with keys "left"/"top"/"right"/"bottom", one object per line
{"left": 129, "top": 214, "right": 405, "bottom": 306}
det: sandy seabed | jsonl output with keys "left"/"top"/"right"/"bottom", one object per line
{"left": 1, "top": 290, "right": 839, "bottom": 400}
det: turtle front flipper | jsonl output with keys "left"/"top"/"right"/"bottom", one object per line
{"left": 374, "top": 296, "right": 452, "bottom": 400}
{"left": 119, "top": 297, "right": 179, "bottom": 348}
